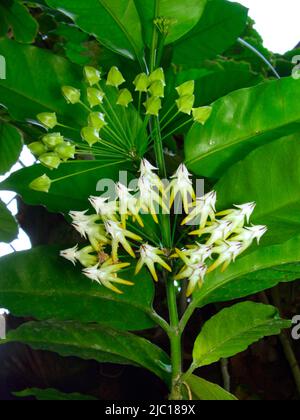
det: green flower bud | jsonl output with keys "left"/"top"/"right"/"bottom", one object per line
{"left": 148, "top": 80, "right": 165, "bottom": 98}
{"left": 39, "top": 152, "right": 61, "bottom": 170}
{"left": 149, "top": 68, "right": 165, "bottom": 86}
{"left": 144, "top": 96, "right": 162, "bottom": 116}
{"left": 87, "top": 87, "right": 105, "bottom": 108}
{"left": 81, "top": 127, "right": 100, "bottom": 147}
{"left": 84, "top": 66, "right": 101, "bottom": 86}
{"left": 192, "top": 106, "right": 213, "bottom": 125}
{"left": 37, "top": 112, "right": 57, "bottom": 129}
{"left": 88, "top": 112, "right": 107, "bottom": 130}
{"left": 55, "top": 142, "right": 76, "bottom": 161}
{"left": 176, "top": 95, "right": 195, "bottom": 115}
{"left": 29, "top": 174, "right": 52, "bottom": 193}
{"left": 42, "top": 132, "right": 64, "bottom": 150}
{"left": 62, "top": 86, "right": 81, "bottom": 104}
{"left": 28, "top": 141, "right": 47, "bottom": 157}
{"left": 176, "top": 80, "right": 195, "bottom": 97}
{"left": 133, "top": 73, "right": 149, "bottom": 92}
{"left": 117, "top": 88, "right": 133, "bottom": 107}
{"left": 106, "top": 66, "right": 125, "bottom": 88}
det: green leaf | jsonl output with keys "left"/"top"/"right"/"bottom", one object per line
{"left": 193, "top": 235, "right": 300, "bottom": 308}
{"left": 173, "top": 0, "right": 248, "bottom": 67}
{"left": 215, "top": 135, "right": 300, "bottom": 245}
{"left": 134, "top": 0, "right": 207, "bottom": 47}
{"left": 0, "top": 199, "right": 18, "bottom": 243}
{"left": 46, "top": 0, "right": 144, "bottom": 62}
{"left": 14, "top": 388, "right": 97, "bottom": 401}
{"left": 0, "top": 38, "right": 85, "bottom": 125}
{"left": 185, "top": 77, "right": 300, "bottom": 178}
{"left": 192, "top": 302, "right": 291, "bottom": 368}
{"left": 0, "top": 246, "right": 157, "bottom": 331}
{"left": 0, "top": 0, "right": 38, "bottom": 44}
{"left": 5, "top": 320, "right": 171, "bottom": 384}
{"left": 187, "top": 375, "right": 237, "bottom": 401}
{"left": 0, "top": 123, "right": 23, "bottom": 175}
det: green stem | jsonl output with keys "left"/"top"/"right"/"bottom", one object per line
{"left": 162, "top": 118, "right": 193, "bottom": 140}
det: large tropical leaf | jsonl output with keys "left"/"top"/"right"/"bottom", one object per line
{"left": 46, "top": 0, "right": 144, "bottom": 62}
{"left": 4, "top": 320, "right": 171, "bottom": 384}
{"left": 185, "top": 77, "right": 300, "bottom": 178}
{"left": 0, "top": 247, "right": 157, "bottom": 331}
{"left": 173, "top": 0, "right": 248, "bottom": 67}
{"left": 187, "top": 375, "right": 237, "bottom": 401}
{"left": 134, "top": 0, "right": 207, "bottom": 47}
{"left": 0, "top": 122, "right": 23, "bottom": 175}
{"left": 0, "top": 199, "right": 18, "bottom": 243}
{"left": 192, "top": 302, "right": 290, "bottom": 368}
{"left": 15, "top": 389, "right": 97, "bottom": 401}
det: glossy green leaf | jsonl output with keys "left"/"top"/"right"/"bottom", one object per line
{"left": 0, "top": 123, "right": 23, "bottom": 175}
{"left": 0, "top": 38, "right": 85, "bottom": 125}
{"left": 173, "top": 0, "right": 248, "bottom": 67}
{"left": 193, "top": 302, "right": 291, "bottom": 368}
{"left": 0, "top": 199, "right": 18, "bottom": 243}
{"left": 14, "top": 388, "right": 97, "bottom": 401}
{"left": 215, "top": 135, "right": 300, "bottom": 245}
{"left": 4, "top": 320, "right": 171, "bottom": 384}
{"left": 0, "top": 246, "right": 156, "bottom": 331}
{"left": 187, "top": 375, "right": 237, "bottom": 401}
{"left": 134, "top": 0, "right": 207, "bottom": 46}
{"left": 194, "top": 235, "right": 300, "bottom": 308}
{"left": 185, "top": 77, "right": 300, "bottom": 178}
{"left": 0, "top": 0, "right": 38, "bottom": 44}
{"left": 46, "top": 0, "right": 144, "bottom": 62}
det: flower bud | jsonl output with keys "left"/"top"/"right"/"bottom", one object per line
{"left": 148, "top": 80, "right": 165, "bottom": 98}
{"left": 192, "top": 106, "right": 212, "bottom": 125}
{"left": 37, "top": 112, "right": 57, "bottom": 129}
{"left": 176, "top": 95, "right": 195, "bottom": 115}
{"left": 117, "top": 88, "right": 133, "bottom": 107}
{"left": 39, "top": 152, "right": 61, "bottom": 169}
{"left": 144, "top": 96, "right": 162, "bottom": 116}
{"left": 42, "top": 132, "right": 64, "bottom": 150}
{"left": 81, "top": 127, "right": 100, "bottom": 146}
{"left": 84, "top": 66, "right": 101, "bottom": 86}
{"left": 62, "top": 86, "right": 81, "bottom": 104}
{"left": 133, "top": 73, "right": 149, "bottom": 92}
{"left": 88, "top": 112, "right": 107, "bottom": 130}
{"left": 106, "top": 66, "right": 125, "bottom": 88}
{"left": 176, "top": 81, "right": 195, "bottom": 97}
{"left": 87, "top": 87, "right": 105, "bottom": 108}
{"left": 149, "top": 68, "right": 165, "bottom": 86}
{"left": 29, "top": 174, "right": 52, "bottom": 193}
{"left": 28, "top": 141, "right": 47, "bottom": 157}
{"left": 55, "top": 142, "right": 76, "bottom": 160}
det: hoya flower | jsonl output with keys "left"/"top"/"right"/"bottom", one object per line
{"left": 232, "top": 225, "right": 268, "bottom": 248}
{"left": 217, "top": 202, "right": 256, "bottom": 230}
{"left": 148, "top": 80, "right": 165, "bottom": 98}
{"left": 83, "top": 260, "right": 133, "bottom": 294}
{"left": 39, "top": 152, "right": 61, "bottom": 170}
{"left": 116, "top": 182, "right": 144, "bottom": 228}
{"left": 117, "top": 89, "right": 133, "bottom": 107}
{"left": 37, "top": 112, "right": 57, "bottom": 129}
{"left": 55, "top": 142, "right": 76, "bottom": 161}
{"left": 144, "top": 96, "right": 162, "bottom": 116}
{"left": 133, "top": 73, "right": 149, "bottom": 92}
{"left": 29, "top": 174, "right": 52, "bottom": 193}
{"left": 62, "top": 86, "right": 81, "bottom": 104}
{"left": 71, "top": 218, "right": 109, "bottom": 251}
{"left": 138, "top": 176, "right": 168, "bottom": 223}
{"left": 60, "top": 244, "right": 98, "bottom": 267}
{"left": 207, "top": 241, "right": 243, "bottom": 273}
{"left": 175, "top": 262, "right": 207, "bottom": 297}
{"left": 84, "top": 66, "right": 101, "bottom": 86}
{"left": 175, "top": 244, "right": 213, "bottom": 265}
{"left": 192, "top": 107, "right": 212, "bottom": 125}
{"left": 176, "top": 95, "right": 195, "bottom": 115}
{"left": 104, "top": 220, "right": 142, "bottom": 262}
{"left": 106, "top": 66, "right": 125, "bottom": 88}
{"left": 135, "top": 244, "right": 171, "bottom": 282}
{"left": 191, "top": 219, "right": 234, "bottom": 246}
{"left": 69, "top": 209, "right": 99, "bottom": 224}
{"left": 89, "top": 196, "right": 118, "bottom": 221}
{"left": 139, "top": 159, "right": 163, "bottom": 191}
{"left": 88, "top": 112, "right": 107, "bottom": 130}
{"left": 42, "top": 133, "right": 64, "bottom": 150}
{"left": 28, "top": 142, "right": 47, "bottom": 157}
{"left": 169, "top": 164, "right": 195, "bottom": 214}
{"left": 81, "top": 127, "right": 100, "bottom": 147}
{"left": 87, "top": 87, "right": 105, "bottom": 108}
{"left": 149, "top": 68, "right": 166, "bottom": 86}
{"left": 182, "top": 191, "right": 217, "bottom": 228}
{"left": 176, "top": 81, "right": 195, "bottom": 97}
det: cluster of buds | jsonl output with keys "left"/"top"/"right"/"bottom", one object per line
{"left": 61, "top": 159, "right": 267, "bottom": 296}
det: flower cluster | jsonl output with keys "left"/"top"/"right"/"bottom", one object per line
{"left": 61, "top": 160, "right": 267, "bottom": 296}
